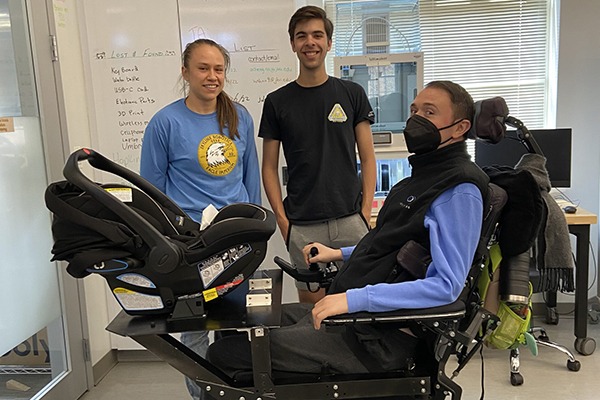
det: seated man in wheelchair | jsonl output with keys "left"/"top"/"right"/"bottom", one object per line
{"left": 207, "top": 80, "right": 490, "bottom": 378}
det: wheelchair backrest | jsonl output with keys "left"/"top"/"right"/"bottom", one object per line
{"left": 459, "top": 183, "right": 508, "bottom": 310}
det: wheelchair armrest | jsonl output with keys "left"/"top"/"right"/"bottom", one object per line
{"left": 323, "top": 300, "right": 466, "bottom": 326}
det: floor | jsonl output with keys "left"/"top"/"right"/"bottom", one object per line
{"left": 0, "top": 368, "right": 51, "bottom": 400}
{"left": 78, "top": 317, "right": 600, "bottom": 400}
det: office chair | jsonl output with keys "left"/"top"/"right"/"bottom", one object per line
{"left": 503, "top": 249, "right": 581, "bottom": 385}
{"left": 468, "top": 97, "right": 581, "bottom": 386}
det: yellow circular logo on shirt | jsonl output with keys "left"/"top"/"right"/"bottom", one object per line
{"left": 198, "top": 134, "right": 238, "bottom": 176}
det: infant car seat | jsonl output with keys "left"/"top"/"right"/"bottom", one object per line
{"left": 45, "top": 148, "right": 275, "bottom": 317}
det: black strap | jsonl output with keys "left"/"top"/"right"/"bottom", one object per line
{"left": 479, "top": 344, "right": 485, "bottom": 400}
{"left": 66, "top": 248, "right": 134, "bottom": 278}
{"left": 45, "top": 183, "right": 134, "bottom": 245}
{"left": 341, "top": 326, "right": 387, "bottom": 373}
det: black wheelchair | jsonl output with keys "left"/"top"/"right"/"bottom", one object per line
{"left": 45, "top": 98, "right": 553, "bottom": 399}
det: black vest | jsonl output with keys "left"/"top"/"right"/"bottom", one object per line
{"left": 329, "top": 141, "right": 489, "bottom": 294}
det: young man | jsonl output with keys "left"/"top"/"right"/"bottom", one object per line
{"left": 259, "top": 6, "right": 377, "bottom": 303}
{"left": 207, "top": 80, "right": 490, "bottom": 376}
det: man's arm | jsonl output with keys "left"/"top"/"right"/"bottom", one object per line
{"left": 262, "top": 138, "right": 288, "bottom": 241}
{"left": 312, "top": 292, "right": 348, "bottom": 329}
{"left": 302, "top": 242, "right": 355, "bottom": 265}
{"left": 311, "top": 183, "right": 483, "bottom": 328}
{"left": 302, "top": 242, "right": 344, "bottom": 265}
{"left": 346, "top": 184, "right": 483, "bottom": 313}
{"left": 355, "top": 120, "right": 376, "bottom": 223}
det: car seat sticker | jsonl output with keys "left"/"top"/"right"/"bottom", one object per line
{"left": 200, "top": 258, "right": 225, "bottom": 288}
{"left": 113, "top": 287, "right": 163, "bottom": 310}
{"left": 116, "top": 273, "right": 156, "bottom": 288}
{"left": 105, "top": 187, "right": 133, "bottom": 202}
{"left": 198, "top": 244, "right": 252, "bottom": 288}
{"left": 203, "top": 288, "right": 219, "bottom": 302}
{"left": 202, "top": 274, "right": 245, "bottom": 302}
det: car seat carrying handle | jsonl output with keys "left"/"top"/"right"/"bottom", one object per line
{"left": 63, "top": 148, "right": 181, "bottom": 273}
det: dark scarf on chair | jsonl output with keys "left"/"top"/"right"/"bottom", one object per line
{"left": 516, "top": 153, "right": 575, "bottom": 292}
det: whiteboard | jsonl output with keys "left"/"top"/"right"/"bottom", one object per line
{"left": 178, "top": 0, "right": 297, "bottom": 128}
{"left": 81, "top": 0, "right": 298, "bottom": 176}
{"left": 82, "top": 0, "right": 182, "bottom": 174}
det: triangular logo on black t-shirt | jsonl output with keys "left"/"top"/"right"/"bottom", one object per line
{"left": 328, "top": 103, "right": 348, "bottom": 123}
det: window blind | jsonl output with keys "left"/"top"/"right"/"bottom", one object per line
{"left": 419, "top": 0, "right": 554, "bottom": 129}
{"left": 329, "top": 0, "right": 421, "bottom": 56}
{"left": 326, "top": 0, "right": 558, "bottom": 131}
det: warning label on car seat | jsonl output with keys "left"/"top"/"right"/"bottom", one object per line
{"left": 113, "top": 287, "right": 164, "bottom": 311}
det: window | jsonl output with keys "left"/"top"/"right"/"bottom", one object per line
{"left": 326, "top": 0, "right": 559, "bottom": 129}
{"left": 327, "top": 0, "right": 421, "bottom": 57}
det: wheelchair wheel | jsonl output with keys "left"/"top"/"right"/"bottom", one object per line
{"left": 510, "top": 372, "right": 524, "bottom": 386}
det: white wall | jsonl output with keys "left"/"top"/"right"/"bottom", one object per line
{"left": 556, "top": 0, "right": 600, "bottom": 299}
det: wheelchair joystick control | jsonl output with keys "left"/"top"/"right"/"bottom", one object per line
{"left": 309, "top": 246, "right": 319, "bottom": 272}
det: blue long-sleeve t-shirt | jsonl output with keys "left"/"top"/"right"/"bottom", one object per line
{"left": 343, "top": 182, "right": 483, "bottom": 313}
{"left": 140, "top": 99, "right": 261, "bottom": 222}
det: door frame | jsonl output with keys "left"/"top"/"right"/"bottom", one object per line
{"left": 26, "top": 0, "right": 92, "bottom": 398}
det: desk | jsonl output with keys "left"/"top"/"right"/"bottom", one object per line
{"left": 564, "top": 207, "right": 598, "bottom": 355}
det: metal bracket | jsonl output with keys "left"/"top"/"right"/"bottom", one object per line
{"left": 249, "top": 277, "right": 272, "bottom": 290}
{"left": 246, "top": 291, "right": 272, "bottom": 307}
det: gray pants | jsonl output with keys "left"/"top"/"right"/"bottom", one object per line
{"left": 206, "top": 303, "right": 420, "bottom": 377}
{"left": 288, "top": 213, "right": 369, "bottom": 290}
{"left": 180, "top": 330, "right": 209, "bottom": 400}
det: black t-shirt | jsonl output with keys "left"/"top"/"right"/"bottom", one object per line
{"left": 259, "top": 77, "right": 374, "bottom": 223}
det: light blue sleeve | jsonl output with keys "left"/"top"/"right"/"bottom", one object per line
{"left": 341, "top": 246, "right": 355, "bottom": 262}
{"left": 346, "top": 183, "right": 483, "bottom": 313}
{"left": 140, "top": 116, "right": 169, "bottom": 193}
{"left": 239, "top": 107, "right": 261, "bottom": 205}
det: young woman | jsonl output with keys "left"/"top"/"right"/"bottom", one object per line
{"left": 140, "top": 38, "right": 260, "bottom": 400}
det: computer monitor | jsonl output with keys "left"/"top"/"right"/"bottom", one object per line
{"left": 334, "top": 52, "right": 424, "bottom": 134}
{"left": 336, "top": 53, "right": 423, "bottom": 206}
{"left": 474, "top": 128, "right": 572, "bottom": 188}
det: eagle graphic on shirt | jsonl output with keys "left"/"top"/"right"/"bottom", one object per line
{"left": 198, "top": 133, "right": 238, "bottom": 176}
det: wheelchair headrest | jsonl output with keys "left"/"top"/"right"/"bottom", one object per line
{"left": 467, "top": 97, "right": 509, "bottom": 144}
